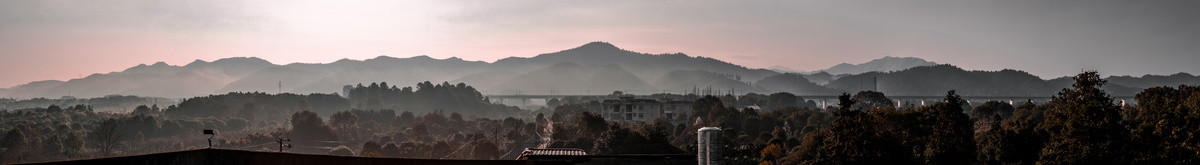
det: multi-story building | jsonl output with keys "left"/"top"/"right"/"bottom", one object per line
{"left": 601, "top": 97, "right": 692, "bottom": 123}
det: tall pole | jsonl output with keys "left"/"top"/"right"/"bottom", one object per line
{"left": 277, "top": 138, "right": 291, "bottom": 152}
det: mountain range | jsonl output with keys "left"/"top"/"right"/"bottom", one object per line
{"left": 1, "top": 42, "right": 1197, "bottom": 99}
{"left": 821, "top": 56, "right": 939, "bottom": 75}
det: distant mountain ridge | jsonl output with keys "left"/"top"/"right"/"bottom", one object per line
{"left": 0, "top": 42, "right": 782, "bottom": 98}
{"left": 1, "top": 42, "right": 1197, "bottom": 99}
{"left": 824, "top": 65, "right": 1154, "bottom": 96}
{"left": 821, "top": 56, "right": 938, "bottom": 75}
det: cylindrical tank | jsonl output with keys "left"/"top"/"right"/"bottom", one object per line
{"left": 697, "top": 127, "right": 722, "bottom": 165}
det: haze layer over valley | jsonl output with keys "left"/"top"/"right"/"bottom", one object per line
{"left": 1, "top": 42, "right": 1197, "bottom": 99}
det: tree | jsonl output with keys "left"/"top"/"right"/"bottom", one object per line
{"left": 593, "top": 125, "right": 681, "bottom": 154}
{"left": 361, "top": 140, "right": 382, "bottom": 156}
{"left": 89, "top": 119, "right": 126, "bottom": 157}
{"left": 971, "top": 101, "right": 1014, "bottom": 121}
{"left": 398, "top": 111, "right": 416, "bottom": 125}
{"left": 995, "top": 100, "right": 1048, "bottom": 164}
{"left": 290, "top": 111, "right": 337, "bottom": 141}
{"left": 1038, "top": 71, "right": 1127, "bottom": 164}
{"left": 449, "top": 112, "right": 464, "bottom": 126}
{"left": 47, "top": 104, "right": 63, "bottom": 113}
{"left": 976, "top": 115, "right": 1006, "bottom": 165}
{"left": 916, "top": 90, "right": 976, "bottom": 164}
{"left": 851, "top": 91, "right": 893, "bottom": 110}
{"left": 237, "top": 103, "right": 258, "bottom": 121}
{"left": 329, "top": 110, "right": 360, "bottom": 141}
{"left": 692, "top": 95, "right": 725, "bottom": 120}
{"left": 577, "top": 112, "right": 609, "bottom": 136}
{"left": 42, "top": 134, "right": 64, "bottom": 159}
{"left": 470, "top": 138, "right": 500, "bottom": 160}
{"left": 131, "top": 105, "right": 153, "bottom": 116}
{"left": 1, "top": 129, "right": 28, "bottom": 162}
{"left": 767, "top": 92, "right": 799, "bottom": 111}
{"left": 1126, "top": 85, "right": 1200, "bottom": 163}
{"left": 329, "top": 111, "right": 358, "bottom": 127}
{"left": 61, "top": 130, "right": 85, "bottom": 159}
{"left": 760, "top": 144, "right": 784, "bottom": 165}
{"left": 535, "top": 113, "right": 547, "bottom": 124}
{"left": 791, "top": 93, "right": 911, "bottom": 164}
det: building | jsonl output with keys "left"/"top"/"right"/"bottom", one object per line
{"left": 697, "top": 127, "right": 722, "bottom": 165}
{"left": 601, "top": 97, "right": 691, "bottom": 123}
{"left": 517, "top": 148, "right": 695, "bottom": 165}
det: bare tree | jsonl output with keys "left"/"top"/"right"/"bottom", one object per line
{"left": 89, "top": 119, "right": 126, "bottom": 157}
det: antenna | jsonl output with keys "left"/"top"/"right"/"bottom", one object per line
{"left": 278, "top": 81, "right": 282, "bottom": 94}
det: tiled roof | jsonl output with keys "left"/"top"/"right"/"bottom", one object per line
{"left": 517, "top": 148, "right": 587, "bottom": 159}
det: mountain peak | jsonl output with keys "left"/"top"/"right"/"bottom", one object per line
{"left": 766, "top": 65, "right": 797, "bottom": 73}
{"left": 212, "top": 57, "right": 273, "bottom": 65}
{"left": 186, "top": 59, "right": 208, "bottom": 66}
{"left": 568, "top": 41, "right": 622, "bottom": 52}
{"left": 581, "top": 41, "right": 618, "bottom": 48}
{"left": 822, "top": 56, "right": 938, "bottom": 75}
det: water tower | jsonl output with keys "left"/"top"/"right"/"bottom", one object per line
{"left": 697, "top": 127, "right": 722, "bottom": 165}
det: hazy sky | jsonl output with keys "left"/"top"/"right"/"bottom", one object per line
{"left": 1, "top": 0, "right": 1197, "bottom": 88}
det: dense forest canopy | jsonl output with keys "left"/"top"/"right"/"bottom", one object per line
{"left": 347, "top": 81, "right": 524, "bottom": 118}
{"left": 2, "top": 72, "right": 1199, "bottom": 164}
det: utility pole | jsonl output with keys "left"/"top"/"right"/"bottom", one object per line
{"left": 276, "top": 137, "right": 292, "bottom": 152}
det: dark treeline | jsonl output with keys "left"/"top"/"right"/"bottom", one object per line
{"left": 546, "top": 93, "right": 833, "bottom": 164}
{"left": 0, "top": 95, "right": 177, "bottom": 112}
{"left": 778, "top": 71, "right": 1200, "bottom": 164}
{"left": 347, "top": 81, "right": 524, "bottom": 118}
{"left": 165, "top": 92, "right": 348, "bottom": 117}
{"left": 543, "top": 71, "right": 1200, "bottom": 165}
{"left": 3, "top": 72, "right": 1200, "bottom": 164}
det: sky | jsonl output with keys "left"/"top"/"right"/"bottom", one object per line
{"left": 1, "top": 0, "right": 1198, "bottom": 88}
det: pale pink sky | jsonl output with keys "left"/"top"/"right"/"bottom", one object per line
{"left": 1, "top": 0, "right": 1197, "bottom": 88}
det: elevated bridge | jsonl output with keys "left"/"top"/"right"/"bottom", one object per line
{"left": 484, "top": 94, "right": 1137, "bottom": 107}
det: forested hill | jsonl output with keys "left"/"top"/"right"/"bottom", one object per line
{"left": 1, "top": 42, "right": 1198, "bottom": 99}
{"left": 163, "top": 81, "right": 520, "bottom": 118}
{"left": 824, "top": 65, "right": 1151, "bottom": 96}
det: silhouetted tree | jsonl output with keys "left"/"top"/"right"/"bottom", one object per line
{"left": 1, "top": 128, "right": 28, "bottom": 162}
{"left": 1038, "top": 71, "right": 1128, "bottom": 164}
{"left": 971, "top": 101, "right": 1014, "bottom": 121}
{"left": 89, "top": 119, "right": 126, "bottom": 157}
{"left": 767, "top": 92, "right": 799, "bottom": 111}
{"left": 1126, "top": 85, "right": 1200, "bottom": 163}
{"left": 470, "top": 138, "right": 500, "bottom": 160}
{"left": 916, "top": 90, "right": 976, "bottom": 164}
{"left": 290, "top": 111, "right": 337, "bottom": 141}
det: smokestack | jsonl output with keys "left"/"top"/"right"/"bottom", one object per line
{"left": 698, "top": 127, "right": 722, "bottom": 165}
